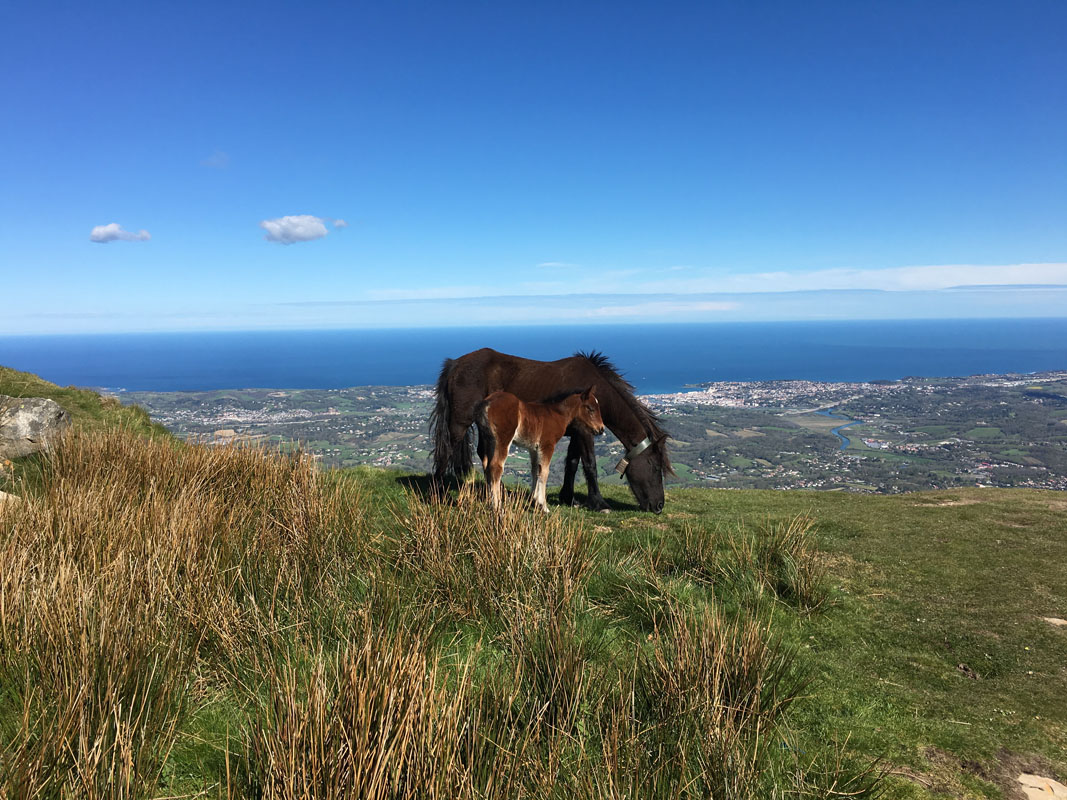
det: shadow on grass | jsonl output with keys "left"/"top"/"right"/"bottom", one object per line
{"left": 394, "top": 474, "right": 642, "bottom": 513}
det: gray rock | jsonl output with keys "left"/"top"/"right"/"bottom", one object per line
{"left": 0, "top": 396, "right": 72, "bottom": 459}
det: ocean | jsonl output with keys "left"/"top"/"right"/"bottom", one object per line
{"left": 2, "top": 319, "right": 1066, "bottom": 395}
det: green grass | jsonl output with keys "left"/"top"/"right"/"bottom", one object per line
{"left": 2, "top": 369, "right": 1064, "bottom": 797}
{"left": 558, "top": 483, "right": 1067, "bottom": 798}
{"left": 914, "top": 426, "right": 951, "bottom": 436}
{"left": 965, "top": 426, "right": 1003, "bottom": 440}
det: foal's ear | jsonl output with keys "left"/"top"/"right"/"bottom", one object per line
{"left": 582, "top": 386, "right": 596, "bottom": 401}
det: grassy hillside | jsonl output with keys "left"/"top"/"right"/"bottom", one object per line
{"left": 0, "top": 373, "right": 1063, "bottom": 797}
{"left": 0, "top": 365, "right": 167, "bottom": 437}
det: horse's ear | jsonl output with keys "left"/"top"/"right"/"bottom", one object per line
{"left": 583, "top": 386, "right": 596, "bottom": 400}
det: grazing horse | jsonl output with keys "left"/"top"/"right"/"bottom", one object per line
{"left": 476, "top": 387, "right": 605, "bottom": 511}
{"left": 432, "top": 348, "right": 672, "bottom": 513}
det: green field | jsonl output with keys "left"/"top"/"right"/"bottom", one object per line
{"left": 965, "top": 427, "right": 1004, "bottom": 440}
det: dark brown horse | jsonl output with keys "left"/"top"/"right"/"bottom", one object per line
{"left": 432, "top": 349, "right": 672, "bottom": 513}
{"left": 476, "top": 387, "right": 604, "bottom": 511}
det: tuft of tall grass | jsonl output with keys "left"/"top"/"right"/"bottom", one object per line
{"left": 751, "top": 515, "right": 829, "bottom": 611}
{"left": 0, "top": 428, "right": 369, "bottom": 797}
{"left": 627, "top": 602, "right": 803, "bottom": 795}
{"left": 240, "top": 616, "right": 546, "bottom": 800}
{"left": 0, "top": 466, "right": 198, "bottom": 797}
{"left": 393, "top": 486, "right": 594, "bottom": 624}
{"left": 669, "top": 515, "right": 830, "bottom": 611}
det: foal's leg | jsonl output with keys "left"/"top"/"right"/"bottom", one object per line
{"left": 530, "top": 444, "right": 554, "bottom": 512}
{"left": 487, "top": 444, "right": 506, "bottom": 509}
{"left": 528, "top": 447, "right": 543, "bottom": 511}
{"left": 484, "top": 414, "right": 515, "bottom": 509}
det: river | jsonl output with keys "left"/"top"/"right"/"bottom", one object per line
{"left": 816, "top": 409, "right": 861, "bottom": 451}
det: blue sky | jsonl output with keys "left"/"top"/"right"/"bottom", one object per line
{"left": 2, "top": 1, "right": 1065, "bottom": 334}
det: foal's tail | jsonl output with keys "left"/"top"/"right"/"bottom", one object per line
{"left": 430, "top": 358, "right": 473, "bottom": 481}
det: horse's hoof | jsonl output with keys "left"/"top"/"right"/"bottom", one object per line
{"left": 598, "top": 507, "right": 611, "bottom": 514}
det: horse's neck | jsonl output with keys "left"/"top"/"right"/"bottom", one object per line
{"left": 600, "top": 384, "right": 647, "bottom": 446}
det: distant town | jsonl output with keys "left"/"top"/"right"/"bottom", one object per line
{"left": 118, "top": 371, "right": 1067, "bottom": 494}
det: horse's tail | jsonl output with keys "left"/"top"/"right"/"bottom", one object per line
{"left": 474, "top": 395, "right": 494, "bottom": 466}
{"left": 430, "top": 357, "right": 473, "bottom": 481}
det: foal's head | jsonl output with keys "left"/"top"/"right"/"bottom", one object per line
{"left": 575, "top": 387, "right": 605, "bottom": 435}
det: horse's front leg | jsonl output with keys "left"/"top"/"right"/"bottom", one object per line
{"left": 559, "top": 435, "right": 582, "bottom": 507}
{"left": 563, "top": 428, "right": 609, "bottom": 512}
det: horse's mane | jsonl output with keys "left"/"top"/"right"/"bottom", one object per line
{"left": 541, "top": 387, "right": 589, "bottom": 406}
{"left": 575, "top": 350, "right": 673, "bottom": 474}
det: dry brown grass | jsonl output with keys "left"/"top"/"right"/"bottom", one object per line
{"left": 0, "top": 429, "right": 875, "bottom": 799}
{"left": 394, "top": 485, "right": 594, "bottom": 623}
{"left": 0, "top": 428, "right": 365, "bottom": 798}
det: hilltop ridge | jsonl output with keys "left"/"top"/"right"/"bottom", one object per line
{"left": 0, "top": 365, "right": 168, "bottom": 438}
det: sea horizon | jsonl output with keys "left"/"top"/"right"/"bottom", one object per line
{"left": 2, "top": 318, "right": 1066, "bottom": 395}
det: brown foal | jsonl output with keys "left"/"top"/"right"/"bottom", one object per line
{"left": 476, "top": 387, "right": 604, "bottom": 511}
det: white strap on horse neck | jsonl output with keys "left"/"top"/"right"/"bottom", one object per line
{"left": 615, "top": 436, "right": 653, "bottom": 476}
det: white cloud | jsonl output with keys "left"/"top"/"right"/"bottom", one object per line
{"left": 632, "top": 262, "right": 1067, "bottom": 295}
{"left": 537, "top": 261, "right": 580, "bottom": 269}
{"left": 366, "top": 285, "right": 492, "bottom": 301}
{"left": 260, "top": 215, "right": 330, "bottom": 244}
{"left": 586, "top": 300, "right": 739, "bottom": 317}
{"left": 333, "top": 219, "right": 349, "bottom": 228}
{"left": 200, "top": 150, "right": 230, "bottom": 168}
{"left": 89, "top": 223, "right": 151, "bottom": 243}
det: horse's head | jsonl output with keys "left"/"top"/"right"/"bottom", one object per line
{"left": 619, "top": 433, "right": 671, "bottom": 514}
{"left": 577, "top": 387, "right": 605, "bottom": 436}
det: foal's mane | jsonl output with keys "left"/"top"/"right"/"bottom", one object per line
{"left": 574, "top": 350, "right": 673, "bottom": 473}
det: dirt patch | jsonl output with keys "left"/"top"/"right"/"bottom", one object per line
{"left": 1042, "top": 617, "right": 1067, "bottom": 628}
{"left": 1046, "top": 500, "right": 1067, "bottom": 512}
{"left": 913, "top": 498, "right": 983, "bottom": 507}
{"left": 911, "top": 747, "right": 1064, "bottom": 800}
{"left": 733, "top": 428, "right": 764, "bottom": 438}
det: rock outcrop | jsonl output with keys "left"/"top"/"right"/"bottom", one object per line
{"left": 0, "top": 396, "right": 72, "bottom": 459}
